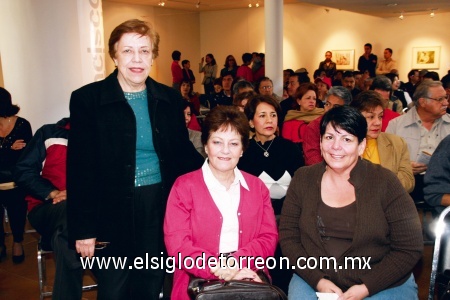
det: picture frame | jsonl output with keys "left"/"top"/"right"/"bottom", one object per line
{"left": 412, "top": 46, "right": 440, "bottom": 69}
{"left": 333, "top": 49, "right": 355, "bottom": 70}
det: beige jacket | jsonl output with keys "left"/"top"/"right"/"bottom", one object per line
{"left": 377, "top": 132, "right": 414, "bottom": 193}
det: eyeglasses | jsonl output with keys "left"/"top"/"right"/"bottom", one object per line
{"left": 261, "top": 86, "right": 273, "bottom": 90}
{"left": 425, "top": 95, "right": 449, "bottom": 103}
{"left": 95, "top": 241, "right": 110, "bottom": 250}
{"left": 324, "top": 102, "right": 342, "bottom": 108}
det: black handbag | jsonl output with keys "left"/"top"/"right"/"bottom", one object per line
{"left": 437, "top": 274, "right": 450, "bottom": 300}
{"left": 188, "top": 276, "right": 287, "bottom": 300}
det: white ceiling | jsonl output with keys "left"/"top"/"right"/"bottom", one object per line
{"left": 105, "top": 0, "right": 450, "bottom": 18}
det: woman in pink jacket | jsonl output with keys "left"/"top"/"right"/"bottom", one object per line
{"left": 164, "top": 106, "right": 278, "bottom": 300}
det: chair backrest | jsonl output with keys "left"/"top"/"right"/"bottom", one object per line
{"left": 428, "top": 206, "right": 450, "bottom": 300}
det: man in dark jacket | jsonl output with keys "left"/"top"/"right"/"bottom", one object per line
{"left": 14, "top": 118, "right": 83, "bottom": 300}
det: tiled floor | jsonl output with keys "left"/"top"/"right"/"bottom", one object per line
{"left": 0, "top": 219, "right": 435, "bottom": 300}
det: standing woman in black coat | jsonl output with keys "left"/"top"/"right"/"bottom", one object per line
{"left": 67, "top": 19, "right": 203, "bottom": 300}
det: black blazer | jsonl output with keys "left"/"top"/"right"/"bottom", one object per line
{"left": 67, "top": 70, "right": 203, "bottom": 252}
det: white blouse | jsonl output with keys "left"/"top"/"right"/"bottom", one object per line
{"left": 202, "top": 160, "right": 249, "bottom": 253}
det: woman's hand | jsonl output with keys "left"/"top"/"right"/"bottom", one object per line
{"left": 316, "top": 278, "right": 343, "bottom": 295}
{"left": 76, "top": 238, "right": 96, "bottom": 258}
{"left": 337, "top": 284, "right": 369, "bottom": 300}
{"left": 231, "top": 268, "right": 262, "bottom": 282}
{"left": 11, "top": 139, "right": 26, "bottom": 150}
{"left": 210, "top": 265, "right": 239, "bottom": 281}
{"left": 200, "top": 57, "right": 204, "bottom": 64}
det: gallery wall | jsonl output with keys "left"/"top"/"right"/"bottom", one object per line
{"left": 0, "top": 1, "right": 448, "bottom": 132}
{"left": 103, "top": 1, "right": 450, "bottom": 91}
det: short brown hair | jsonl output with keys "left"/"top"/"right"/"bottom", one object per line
{"left": 295, "top": 82, "right": 318, "bottom": 100}
{"left": 108, "top": 19, "right": 160, "bottom": 60}
{"left": 350, "top": 90, "right": 384, "bottom": 112}
{"left": 233, "top": 91, "right": 256, "bottom": 107}
{"left": 244, "top": 94, "right": 282, "bottom": 130}
{"left": 201, "top": 106, "right": 250, "bottom": 151}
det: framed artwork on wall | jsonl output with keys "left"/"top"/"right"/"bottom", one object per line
{"left": 333, "top": 49, "right": 355, "bottom": 70}
{"left": 412, "top": 46, "right": 440, "bottom": 69}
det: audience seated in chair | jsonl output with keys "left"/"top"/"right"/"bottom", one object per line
{"left": 282, "top": 82, "right": 324, "bottom": 144}
{"left": 350, "top": 91, "right": 414, "bottom": 192}
{"left": 386, "top": 81, "right": 450, "bottom": 203}
{"left": 303, "top": 86, "right": 352, "bottom": 166}
{"left": 13, "top": 118, "right": 84, "bottom": 300}
{"left": 424, "top": 135, "right": 450, "bottom": 213}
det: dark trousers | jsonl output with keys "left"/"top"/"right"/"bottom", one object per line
{"left": 28, "top": 201, "right": 83, "bottom": 300}
{"left": 93, "top": 183, "right": 165, "bottom": 300}
{"left": 203, "top": 82, "right": 214, "bottom": 95}
{"left": 410, "top": 174, "right": 424, "bottom": 203}
{"left": 0, "top": 187, "right": 27, "bottom": 244}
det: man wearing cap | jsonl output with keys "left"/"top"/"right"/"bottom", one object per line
{"left": 317, "top": 51, "right": 336, "bottom": 78}
{"left": 419, "top": 69, "right": 429, "bottom": 83}
{"left": 376, "top": 48, "right": 397, "bottom": 75}
{"left": 370, "top": 75, "right": 401, "bottom": 131}
{"left": 358, "top": 43, "right": 378, "bottom": 77}
{"left": 314, "top": 77, "right": 330, "bottom": 105}
{"left": 386, "top": 80, "right": 450, "bottom": 203}
{"left": 303, "top": 86, "right": 352, "bottom": 165}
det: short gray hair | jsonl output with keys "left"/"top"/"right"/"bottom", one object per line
{"left": 324, "top": 86, "right": 352, "bottom": 105}
{"left": 413, "top": 81, "right": 443, "bottom": 107}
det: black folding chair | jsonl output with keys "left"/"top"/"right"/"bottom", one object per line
{"left": 428, "top": 206, "right": 450, "bottom": 300}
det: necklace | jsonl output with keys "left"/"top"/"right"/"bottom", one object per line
{"left": 255, "top": 138, "right": 275, "bottom": 157}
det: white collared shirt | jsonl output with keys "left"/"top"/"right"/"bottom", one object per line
{"left": 202, "top": 160, "right": 249, "bottom": 253}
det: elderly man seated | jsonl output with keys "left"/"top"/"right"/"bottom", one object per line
{"left": 386, "top": 81, "right": 450, "bottom": 203}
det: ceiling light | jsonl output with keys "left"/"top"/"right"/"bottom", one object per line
{"left": 255, "top": 2, "right": 259, "bottom": 8}
{"left": 248, "top": 3, "right": 252, "bottom": 8}
{"left": 158, "top": 1, "right": 165, "bottom": 6}
{"left": 430, "top": 10, "right": 435, "bottom": 17}
{"left": 399, "top": 12, "right": 404, "bottom": 20}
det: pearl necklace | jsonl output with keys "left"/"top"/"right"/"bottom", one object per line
{"left": 254, "top": 138, "right": 275, "bottom": 157}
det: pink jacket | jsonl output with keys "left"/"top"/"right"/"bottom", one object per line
{"left": 164, "top": 168, "right": 278, "bottom": 300}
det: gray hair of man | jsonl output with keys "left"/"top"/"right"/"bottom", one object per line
{"left": 413, "top": 80, "right": 443, "bottom": 107}
{"left": 232, "top": 80, "right": 254, "bottom": 95}
{"left": 324, "top": 86, "right": 353, "bottom": 105}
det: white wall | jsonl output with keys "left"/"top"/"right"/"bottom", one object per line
{"left": 1, "top": 1, "right": 448, "bottom": 132}
{"left": 0, "top": 0, "right": 83, "bottom": 131}
{"left": 200, "top": 4, "right": 449, "bottom": 82}
{"left": 103, "top": 2, "right": 450, "bottom": 87}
